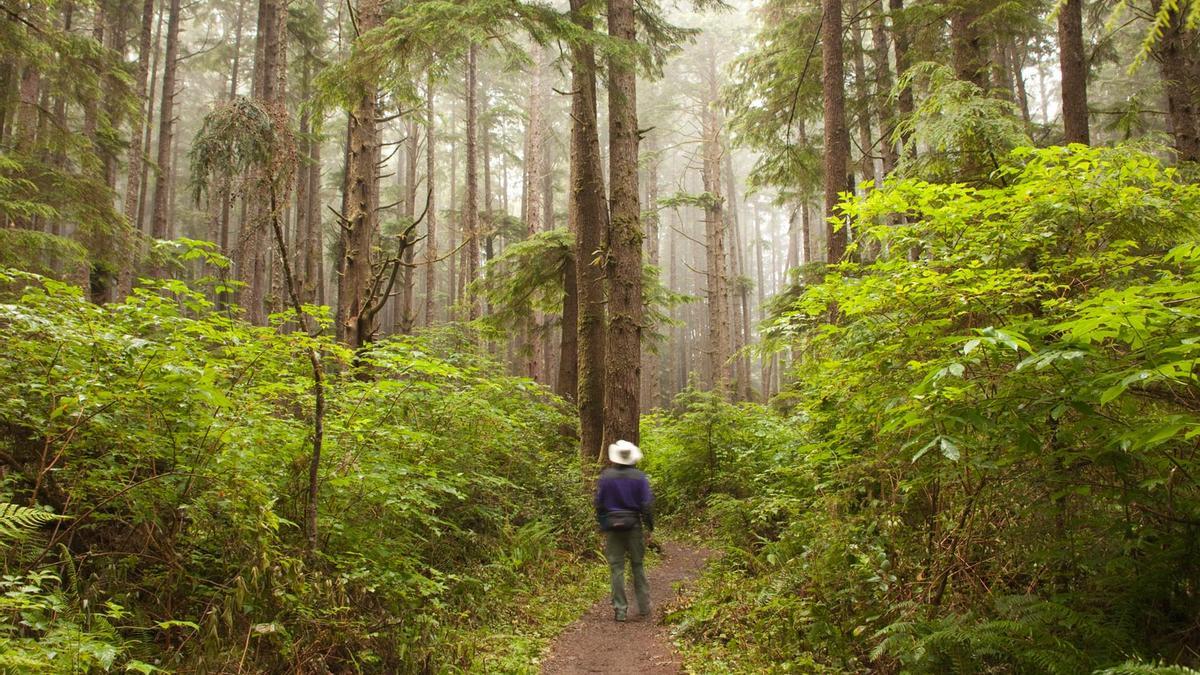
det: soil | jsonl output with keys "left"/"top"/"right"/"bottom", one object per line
{"left": 540, "top": 541, "right": 713, "bottom": 675}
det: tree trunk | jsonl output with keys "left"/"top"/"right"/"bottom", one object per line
{"left": 149, "top": 0, "right": 181, "bottom": 241}
{"left": 1057, "top": 0, "right": 1090, "bottom": 144}
{"left": 753, "top": 203, "right": 768, "bottom": 398}
{"left": 822, "top": 0, "right": 851, "bottom": 262}
{"left": 398, "top": 117, "right": 419, "bottom": 333}
{"left": 1152, "top": 0, "right": 1200, "bottom": 162}
{"left": 870, "top": 4, "right": 898, "bottom": 176}
{"left": 525, "top": 44, "right": 547, "bottom": 381}
{"left": 570, "top": 0, "right": 609, "bottom": 464}
{"left": 424, "top": 75, "right": 438, "bottom": 326}
{"left": 723, "top": 149, "right": 751, "bottom": 401}
{"left": 851, "top": 15, "right": 876, "bottom": 186}
{"left": 889, "top": 0, "right": 915, "bottom": 159}
{"left": 136, "top": 1, "right": 167, "bottom": 234}
{"left": 463, "top": 45, "right": 481, "bottom": 320}
{"left": 950, "top": 1, "right": 989, "bottom": 90}
{"left": 641, "top": 140, "right": 661, "bottom": 410}
{"left": 336, "top": 0, "right": 383, "bottom": 349}
{"left": 447, "top": 110, "right": 458, "bottom": 316}
{"left": 1010, "top": 39, "right": 1032, "bottom": 125}
{"left": 123, "top": 0, "right": 157, "bottom": 232}
{"left": 701, "top": 59, "right": 731, "bottom": 393}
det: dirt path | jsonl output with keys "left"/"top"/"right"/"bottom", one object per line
{"left": 540, "top": 541, "right": 712, "bottom": 675}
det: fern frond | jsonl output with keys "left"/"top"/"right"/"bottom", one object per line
{"left": 0, "top": 503, "right": 66, "bottom": 544}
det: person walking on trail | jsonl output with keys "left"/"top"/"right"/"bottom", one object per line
{"left": 594, "top": 439, "right": 654, "bottom": 622}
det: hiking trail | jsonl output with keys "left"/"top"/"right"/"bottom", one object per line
{"left": 540, "top": 541, "right": 713, "bottom": 674}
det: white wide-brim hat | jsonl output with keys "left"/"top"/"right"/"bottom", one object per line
{"left": 608, "top": 440, "right": 643, "bottom": 465}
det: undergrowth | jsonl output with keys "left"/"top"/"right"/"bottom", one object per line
{"left": 646, "top": 145, "right": 1200, "bottom": 674}
{"left": 0, "top": 268, "right": 594, "bottom": 673}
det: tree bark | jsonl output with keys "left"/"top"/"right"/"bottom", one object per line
{"left": 1152, "top": 0, "right": 1200, "bottom": 162}
{"left": 424, "top": 76, "right": 438, "bottom": 326}
{"left": 822, "top": 0, "right": 851, "bottom": 262}
{"left": 641, "top": 139, "right": 661, "bottom": 410}
{"left": 398, "top": 117, "right": 419, "bottom": 333}
{"left": 851, "top": 15, "right": 876, "bottom": 186}
{"left": 702, "top": 61, "right": 731, "bottom": 392}
{"left": 123, "top": 0, "right": 157, "bottom": 232}
{"left": 870, "top": 4, "right": 898, "bottom": 176}
{"left": 336, "top": 0, "right": 383, "bottom": 348}
{"left": 603, "top": 0, "right": 643, "bottom": 447}
{"left": 525, "top": 44, "right": 547, "bottom": 382}
{"left": 723, "top": 148, "right": 751, "bottom": 401}
{"left": 888, "top": 0, "right": 915, "bottom": 158}
{"left": 149, "top": 0, "right": 181, "bottom": 241}
{"left": 950, "top": 1, "right": 989, "bottom": 90}
{"left": 463, "top": 45, "right": 481, "bottom": 320}
{"left": 570, "top": 0, "right": 609, "bottom": 464}
{"left": 1057, "top": 0, "right": 1090, "bottom": 144}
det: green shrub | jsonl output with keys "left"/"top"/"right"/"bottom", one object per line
{"left": 658, "top": 145, "right": 1200, "bottom": 673}
{"left": 0, "top": 269, "right": 590, "bottom": 672}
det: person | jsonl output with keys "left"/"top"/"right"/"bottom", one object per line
{"left": 594, "top": 439, "right": 654, "bottom": 622}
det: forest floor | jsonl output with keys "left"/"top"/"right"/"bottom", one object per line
{"left": 540, "top": 541, "right": 713, "bottom": 674}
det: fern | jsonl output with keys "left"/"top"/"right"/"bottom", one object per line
{"left": 1096, "top": 663, "right": 1200, "bottom": 675}
{"left": 0, "top": 502, "right": 65, "bottom": 544}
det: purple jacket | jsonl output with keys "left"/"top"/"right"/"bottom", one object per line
{"left": 594, "top": 465, "right": 654, "bottom": 531}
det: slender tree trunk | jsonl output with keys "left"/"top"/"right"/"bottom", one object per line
{"left": 870, "top": 5, "right": 898, "bottom": 176}
{"left": 1057, "top": 0, "right": 1090, "bottom": 144}
{"left": 641, "top": 141, "right": 661, "bottom": 410}
{"left": 822, "top": 0, "right": 851, "bottom": 262}
{"left": 723, "top": 149, "right": 751, "bottom": 401}
{"left": 222, "top": 0, "right": 245, "bottom": 269}
{"left": 136, "top": 2, "right": 166, "bottom": 234}
{"left": 889, "top": 0, "right": 915, "bottom": 157}
{"left": 124, "top": 0, "right": 156, "bottom": 232}
{"left": 851, "top": 15, "right": 876, "bottom": 186}
{"left": 296, "top": 61, "right": 311, "bottom": 303}
{"left": 753, "top": 204, "right": 768, "bottom": 398}
{"left": 447, "top": 120, "right": 458, "bottom": 317}
{"left": 398, "top": 117, "right": 419, "bottom": 333}
{"left": 570, "top": 0, "right": 609, "bottom": 464}
{"left": 557, "top": 238, "right": 580, "bottom": 402}
{"left": 525, "top": 44, "right": 547, "bottom": 381}
{"left": 149, "top": 0, "right": 181, "bottom": 241}
{"left": 337, "top": 0, "right": 383, "bottom": 348}
{"left": 424, "top": 76, "right": 438, "bottom": 326}
{"left": 463, "top": 45, "right": 481, "bottom": 320}
{"left": 701, "top": 97, "right": 730, "bottom": 393}
{"left": 1010, "top": 39, "right": 1032, "bottom": 125}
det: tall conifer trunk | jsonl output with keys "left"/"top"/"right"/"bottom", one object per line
{"left": 569, "top": 0, "right": 609, "bottom": 464}
{"left": 149, "top": 0, "right": 180, "bottom": 241}
{"left": 123, "top": 0, "right": 156, "bottom": 232}
{"left": 603, "top": 0, "right": 643, "bottom": 446}
{"left": 524, "top": 45, "right": 547, "bottom": 382}
{"left": 337, "top": 0, "right": 383, "bottom": 348}
{"left": 1152, "top": 0, "right": 1200, "bottom": 162}
{"left": 424, "top": 76, "right": 438, "bottom": 326}
{"left": 822, "top": 0, "right": 850, "bottom": 262}
{"left": 1058, "top": 0, "right": 1090, "bottom": 144}
{"left": 701, "top": 57, "right": 730, "bottom": 392}
{"left": 463, "top": 45, "right": 480, "bottom": 320}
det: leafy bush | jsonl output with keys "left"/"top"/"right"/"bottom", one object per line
{"left": 0, "top": 269, "right": 590, "bottom": 672}
{"left": 658, "top": 145, "right": 1200, "bottom": 673}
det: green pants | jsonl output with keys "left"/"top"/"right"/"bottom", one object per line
{"left": 605, "top": 528, "right": 649, "bottom": 615}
